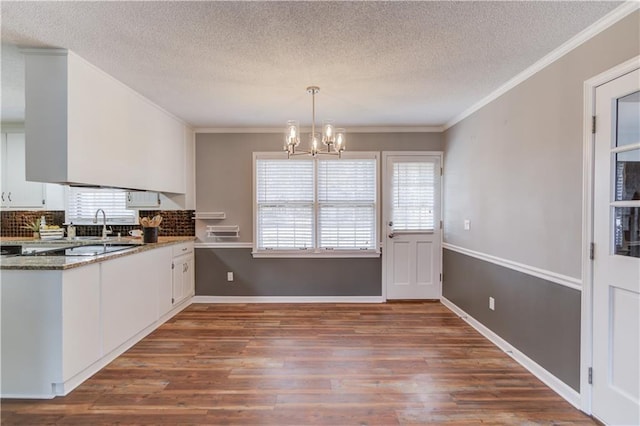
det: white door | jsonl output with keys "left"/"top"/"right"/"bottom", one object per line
{"left": 383, "top": 152, "right": 442, "bottom": 300}
{"left": 592, "top": 68, "right": 640, "bottom": 426}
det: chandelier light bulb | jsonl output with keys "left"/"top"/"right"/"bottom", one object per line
{"left": 335, "top": 128, "right": 346, "bottom": 152}
{"left": 322, "top": 120, "right": 335, "bottom": 146}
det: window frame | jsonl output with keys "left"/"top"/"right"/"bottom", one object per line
{"left": 252, "top": 151, "right": 380, "bottom": 258}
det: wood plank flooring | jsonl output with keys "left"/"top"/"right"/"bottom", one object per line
{"left": 1, "top": 302, "right": 596, "bottom": 425}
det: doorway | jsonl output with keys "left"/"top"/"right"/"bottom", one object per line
{"left": 382, "top": 152, "right": 442, "bottom": 300}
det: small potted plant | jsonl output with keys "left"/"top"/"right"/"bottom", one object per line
{"left": 22, "top": 218, "right": 42, "bottom": 239}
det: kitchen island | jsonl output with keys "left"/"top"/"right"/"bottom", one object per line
{"left": 0, "top": 236, "right": 195, "bottom": 399}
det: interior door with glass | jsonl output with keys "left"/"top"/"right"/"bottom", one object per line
{"left": 592, "top": 68, "right": 639, "bottom": 426}
{"left": 383, "top": 153, "right": 442, "bottom": 300}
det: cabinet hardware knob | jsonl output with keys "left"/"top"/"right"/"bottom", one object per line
{"left": 1, "top": 192, "right": 4, "bottom": 202}
{"left": 7, "top": 192, "right": 11, "bottom": 202}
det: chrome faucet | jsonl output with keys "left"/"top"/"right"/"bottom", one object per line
{"left": 93, "top": 209, "right": 112, "bottom": 239}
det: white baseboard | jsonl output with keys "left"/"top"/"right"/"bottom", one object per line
{"left": 193, "top": 295, "right": 384, "bottom": 304}
{"left": 440, "top": 296, "right": 581, "bottom": 410}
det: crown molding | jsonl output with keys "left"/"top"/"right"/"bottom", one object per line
{"left": 195, "top": 126, "right": 444, "bottom": 134}
{"left": 443, "top": 1, "right": 640, "bottom": 131}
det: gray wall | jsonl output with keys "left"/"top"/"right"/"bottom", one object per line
{"left": 195, "top": 132, "right": 443, "bottom": 243}
{"left": 442, "top": 12, "right": 639, "bottom": 391}
{"left": 443, "top": 249, "right": 581, "bottom": 391}
{"left": 195, "top": 132, "right": 443, "bottom": 296}
{"left": 196, "top": 248, "right": 381, "bottom": 296}
{"left": 443, "top": 11, "right": 640, "bottom": 279}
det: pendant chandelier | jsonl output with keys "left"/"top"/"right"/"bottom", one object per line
{"left": 283, "top": 86, "right": 346, "bottom": 158}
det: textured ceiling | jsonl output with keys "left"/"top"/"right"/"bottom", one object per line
{"left": 0, "top": 1, "right": 624, "bottom": 129}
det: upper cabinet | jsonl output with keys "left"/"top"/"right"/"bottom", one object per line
{"left": 24, "top": 49, "right": 187, "bottom": 194}
{"left": 1, "top": 133, "right": 45, "bottom": 209}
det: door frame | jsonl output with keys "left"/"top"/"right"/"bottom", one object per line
{"left": 580, "top": 55, "right": 640, "bottom": 415}
{"left": 381, "top": 151, "right": 444, "bottom": 301}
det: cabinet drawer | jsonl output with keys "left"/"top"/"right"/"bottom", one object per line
{"left": 172, "top": 242, "right": 194, "bottom": 257}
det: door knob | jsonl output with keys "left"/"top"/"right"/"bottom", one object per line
{"left": 388, "top": 221, "right": 393, "bottom": 226}
{"left": 388, "top": 233, "right": 394, "bottom": 239}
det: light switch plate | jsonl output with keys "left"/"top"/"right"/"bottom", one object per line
{"left": 464, "top": 219, "right": 471, "bottom": 231}
{"left": 227, "top": 272, "right": 234, "bottom": 282}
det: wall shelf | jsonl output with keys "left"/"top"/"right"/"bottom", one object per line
{"left": 194, "top": 212, "right": 226, "bottom": 220}
{"left": 206, "top": 225, "right": 239, "bottom": 238}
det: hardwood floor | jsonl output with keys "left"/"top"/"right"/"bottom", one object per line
{"left": 1, "top": 302, "right": 596, "bottom": 425}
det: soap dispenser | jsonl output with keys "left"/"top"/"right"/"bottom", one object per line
{"left": 67, "top": 222, "right": 76, "bottom": 240}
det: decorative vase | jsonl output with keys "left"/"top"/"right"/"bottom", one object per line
{"left": 33, "top": 232, "right": 40, "bottom": 239}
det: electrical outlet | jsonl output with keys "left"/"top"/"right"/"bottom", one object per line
{"left": 489, "top": 296, "right": 495, "bottom": 311}
{"left": 464, "top": 219, "right": 471, "bottom": 231}
{"left": 227, "top": 272, "right": 234, "bottom": 282}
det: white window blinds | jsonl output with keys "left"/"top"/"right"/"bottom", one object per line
{"left": 66, "top": 187, "right": 137, "bottom": 225}
{"left": 392, "top": 162, "right": 435, "bottom": 231}
{"left": 317, "top": 159, "right": 377, "bottom": 249}
{"left": 256, "top": 159, "right": 314, "bottom": 249}
{"left": 255, "top": 154, "right": 378, "bottom": 253}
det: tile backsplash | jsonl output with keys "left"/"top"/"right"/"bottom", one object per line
{"left": 1, "top": 210, "right": 66, "bottom": 238}
{"left": 1, "top": 210, "right": 195, "bottom": 238}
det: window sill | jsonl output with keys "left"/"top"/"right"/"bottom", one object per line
{"left": 252, "top": 250, "right": 381, "bottom": 259}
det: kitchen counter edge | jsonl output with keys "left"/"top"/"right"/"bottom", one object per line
{"left": 0, "top": 237, "right": 195, "bottom": 271}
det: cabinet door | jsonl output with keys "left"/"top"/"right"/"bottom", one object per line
{"left": 172, "top": 257, "right": 185, "bottom": 305}
{"left": 126, "top": 191, "right": 161, "bottom": 208}
{"left": 185, "top": 256, "right": 195, "bottom": 297}
{"left": 3, "top": 133, "right": 45, "bottom": 208}
{"left": 62, "top": 264, "right": 101, "bottom": 381}
{"left": 101, "top": 250, "right": 159, "bottom": 355}
{"left": 172, "top": 253, "right": 194, "bottom": 305}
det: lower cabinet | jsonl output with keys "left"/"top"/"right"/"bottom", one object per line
{"left": 101, "top": 248, "right": 171, "bottom": 354}
{"left": 172, "top": 242, "right": 195, "bottom": 306}
{"left": 0, "top": 242, "right": 192, "bottom": 398}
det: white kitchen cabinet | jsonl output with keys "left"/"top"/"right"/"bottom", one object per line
{"left": 0, "top": 243, "right": 183, "bottom": 398}
{"left": 1, "top": 133, "right": 45, "bottom": 209}
{"left": 172, "top": 242, "right": 195, "bottom": 305}
{"left": 0, "top": 264, "right": 101, "bottom": 398}
{"left": 126, "top": 191, "right": 161, "bottom": 208}
{"left": 101, "top": 248, "right": 170, "bottom": 354}
{"left": 24, "top": 49, "right": 187, "bottom": 194}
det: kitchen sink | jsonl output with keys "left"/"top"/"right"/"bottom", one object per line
{"left": 16, "top": 243, "right": 139, "bottom": 257}
{"left": 61, "top": 244, "right": 138, "bottom": 256}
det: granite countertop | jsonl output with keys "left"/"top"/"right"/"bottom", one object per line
{"left": 0, "top": 236, "right": 195, "bottom": 271}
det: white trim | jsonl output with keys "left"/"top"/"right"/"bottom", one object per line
{"left": 444, "top": 2, "right": 640, "bottom": 131}
{"left": 195, "top": 242, "right": 253, "bottom": 249}
{"left": 193, "top": 296, "right": 384, "bottom": 304}
{"left": 443, "top": 243, "right": 582, "bottom": 291}
{"left": 195, "top": 126, "right": 443, "bottom": 134}
{"left": 251, "top": 250, "right": 380, "bottom": 259}
{"left": 440, "top": 297, "right": 582, "bottom": 410}
{"left": 580, "top": 55, "right": 640, "bottom": 415}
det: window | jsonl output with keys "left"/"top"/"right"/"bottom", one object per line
{"left": 254, "top": 152, "right": 379, "bottom": 257}
{"left": 66, "top": 187, "right": 137, "bottom": 225}
{"left": 391, "top": 161, "right": 435, "bottom": 231}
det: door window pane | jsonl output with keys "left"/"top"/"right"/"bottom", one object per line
{"left": 615, "top": 149, "right": 640, "bottom": 201}
{"left": 615, "top": 207, "right": 640, "bottom": 258}
{"left": 392, "top": 162, "right": 435, "bottom": 231}
{"left": 616, "top": 91, "right": 639, "bottom": 147}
